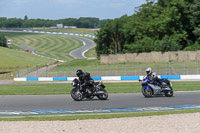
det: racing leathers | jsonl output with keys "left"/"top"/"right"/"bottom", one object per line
{"left": 146, "top": 72, "right": 163, "bottom": 87}
{"left": 78, "top": 72, "right": 94, "bottom": 93}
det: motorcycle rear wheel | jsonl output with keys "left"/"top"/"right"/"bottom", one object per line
{"left": 165, "top": 88, "right": 174, "bottom": 97}
{"left": 71, "top": 88, "right": 83, "bottom": 101}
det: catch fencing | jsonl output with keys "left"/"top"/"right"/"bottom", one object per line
{"left": 14, "top": 61, "right": 200, "bottom": 78}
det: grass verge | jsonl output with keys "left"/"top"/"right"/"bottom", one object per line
{"left": 84, "top": 47, "right": 97, "bottom": 58}
{"left": 0, "top": 109, "right": 200, "bottom": 121}
{"left": 0, "top": 81, "right": 200, "bottom": 95}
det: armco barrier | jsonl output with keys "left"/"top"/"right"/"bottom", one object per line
{"left": 13, "top": 75, "right": 200, "bottom": 81}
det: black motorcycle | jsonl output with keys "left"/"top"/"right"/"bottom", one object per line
{"left": 71, "top": 78, "right": 108, "bottom": 101}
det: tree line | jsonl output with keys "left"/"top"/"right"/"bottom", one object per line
{"left": 0, "top": 16, "right": 105, "bottom": 28}
{"left": 0, "top": 34, "right": 7, "bottom": 47}
{"left": 95, "top": 0, "right": 200, "bottom": 58}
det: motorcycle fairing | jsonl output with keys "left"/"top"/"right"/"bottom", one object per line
{"left": 144, "top": 85, "right": 149, "bottom": 90}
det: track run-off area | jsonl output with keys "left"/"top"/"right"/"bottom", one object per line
{"left": 0, "top": 91, "right": 200, "bottom": 117}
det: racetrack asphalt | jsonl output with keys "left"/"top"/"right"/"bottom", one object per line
{"left": 0, "top": 91, "right": 200, "bottom": 112}
{"left": 68, "top": 35, "right": 96, "bottom": 58}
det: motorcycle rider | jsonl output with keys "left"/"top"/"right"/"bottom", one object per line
{"left": 76, "top": 69, "right": 94, "bottom": 93}
{"left": 145, "top": 67, "right": 164, "bottom": 87}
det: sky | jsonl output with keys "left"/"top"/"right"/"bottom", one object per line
{"left": 0, "top": 0, "right": 147, "bottom": 20}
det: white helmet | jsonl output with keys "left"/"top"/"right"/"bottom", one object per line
{"left": 146, "top": 67, "right": 152, "bottom": 75}
{"left": 152, "top": 72, "right": 157, "bottom": 79}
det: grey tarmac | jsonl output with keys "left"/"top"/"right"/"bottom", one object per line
{"left": 0, "top": 92, "right": 200, "bottom": 112}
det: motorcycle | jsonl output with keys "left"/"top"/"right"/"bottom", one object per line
{"left": 71, "top": 78, "right": 108, "bottom": 101}
{"left": 139, "top": 76, "right": 173, "bottom": 98}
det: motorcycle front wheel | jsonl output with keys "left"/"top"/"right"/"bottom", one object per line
{"left": 71, "top": 88, "right": 83, "bottom": 101}
{"left": 142, "top": 86, "right": 153, "bottom": 98}
{"left": 97, "top": 88, "right": 108, "bottom": 100}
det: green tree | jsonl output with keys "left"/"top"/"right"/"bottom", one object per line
{"left": 0, "top": 34, "right": 7, "bottom": 47}
{"left": 95, "top": 16, "right": 128, "bottom": 57}
{"left": 0, "top": 17, "right": 7, "bottom": 27}
{"left": 160, "top": 35, "right": 181, "bottom": 52}
{"left": 95, "top": 20, "right": 114, "bottom": 57}
{"left": 24, "top": 15, "right": 28, "bottom": 20}
{"left": 124, "top": 36, "right": 155, "bottom": 53}
{"left": 6, "top": 18, "right": 23, "bottom": 27}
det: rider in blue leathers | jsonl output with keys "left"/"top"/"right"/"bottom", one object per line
{"left": 145, "top": 67, "right": 164, "bottom": 87}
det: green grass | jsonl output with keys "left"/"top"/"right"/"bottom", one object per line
{"left": 0, "top": 32, "right": 83, "bottom": 61}
{"left": 0, "top": 47, "right": 50, "bottom": 69}
{"left": 0, "top": 109, "right": 199, "bottom": 121}
{"left": 0, "top": 83, "right": 68, "bottom": 95}
{"left": 0, "top": 81, "right": 200, "bottom": 95}
{"left": 84, "top": 47, "right": 97, "bottom": 58}
{"left": 0, "top": 46, "right": 51, "bottom": 78}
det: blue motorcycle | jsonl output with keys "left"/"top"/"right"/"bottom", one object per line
{"left": 139, "top": 76, "right": 173, "bottom": 98}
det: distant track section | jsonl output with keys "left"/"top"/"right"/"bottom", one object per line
{"left": 0, "top": 29, "right": 96, "bottom": 59}
{"left": 69, "top": 36, "right": 96, "bottom": 58}
{"left": 23, "top": 30, "right": 96, "bottom": 58}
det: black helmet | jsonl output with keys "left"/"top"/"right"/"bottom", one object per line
{"left": 76, "top": 69, "right": 83, "bottom": 77}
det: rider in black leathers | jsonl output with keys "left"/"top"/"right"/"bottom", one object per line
{"left": 76, "top": 69, "right": 94, "bottom": 93}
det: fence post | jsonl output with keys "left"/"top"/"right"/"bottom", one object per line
{"left": 184, "top": 61, "right": 186, "bottom": 75}
{"left": 46, "top": 64, "right": 48, "bottom": 77}
{"left": 198, "top": 61, "right": 200, "bottom": 74}
{"left": 124, "top": 63, "right": 126, "bottom": 76}
{"left": 109, "top": 64, "right": 111, "bottom": 75}
{"left": 154, "top": 62, "right": 156, "bottom": 73}
{"left": 37, "top": 66, "right": 39, "bottom": 77}
{"left": 56, "top": 64, "right": 59, "bottom": 77}
{"left": 69, "top": 64, "right": 71, "bottom": 76}
{"left": 139, "top": 62, "right": 142, "bottom": 75}
{"left": 36, "top": 66, "right": 38, "bottom": 77}
{"left": 27, "top": 66, "right": 29, "bottom": 77}
{"left": 169, "top": 60, "right": 172, "bottom": 75}
{"left": 64, "top": 66, "right": 66, "bottom": 77}
{"left": 96, "top": 65, "right": 98, "bottom": 76}
{"left": 17, "top": 66, "right": 20, "bottom": 77}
